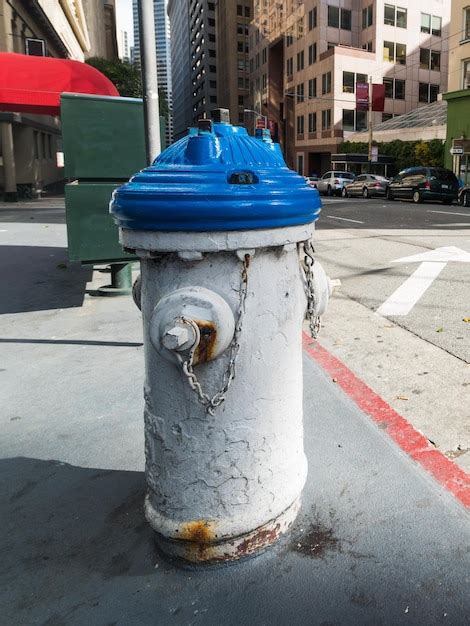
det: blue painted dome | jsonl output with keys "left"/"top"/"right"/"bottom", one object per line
{"left": 110, "top": 122, "right": 321, "bottom": 232}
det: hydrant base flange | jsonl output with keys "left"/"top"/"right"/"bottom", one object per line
{"left": 147, "top": 496, "right": 301, "bottom": 564}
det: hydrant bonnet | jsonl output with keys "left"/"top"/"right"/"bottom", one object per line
{"left": 110, "top": 121, "right": 321, "bottom": 231}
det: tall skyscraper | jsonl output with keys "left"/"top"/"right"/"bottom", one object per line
{"left": 250, "top": 0, "right": 451, "bottom": 174}
{"left": 168, "top": 0, "right": 253, "bottom": 137}
{"left": 133, "top": 0, "right": 173, "bottom": 144}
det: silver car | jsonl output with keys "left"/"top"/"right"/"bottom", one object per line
{"left": 317, "top": 171, "right": 356, "bottom": 196}
{"left": 342, "top": 174, "right": 389, "bottom": 198}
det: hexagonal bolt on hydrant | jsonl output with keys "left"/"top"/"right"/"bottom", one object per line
{"left": 111, "top": 109, "right": 329, "bottom": 564}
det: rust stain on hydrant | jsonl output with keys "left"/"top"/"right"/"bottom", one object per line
{"left": 194, "top": 319, "right": 217, "bottom": 364}
{"left": 179, "top": 520, "right": 216, "bottom": 561}
{"left": 236, "top": 524, "right": 281, "bottom": 556}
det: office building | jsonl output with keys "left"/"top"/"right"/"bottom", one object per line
{"left": 249, "top": 0, "right": 451, "bottom": 174}
{"left": 168, "top": 0, "right": 252, "bottom": 137}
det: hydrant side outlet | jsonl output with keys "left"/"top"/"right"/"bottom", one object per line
{"left": 110, "top": 119, "right": 322, "bottom": 564}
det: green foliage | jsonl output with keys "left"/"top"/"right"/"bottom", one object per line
{"left": 338, "top": 138, "right": 445, "bottom": 171}
{"left": 85, "top": 57, "right": 169, "bottom": 118}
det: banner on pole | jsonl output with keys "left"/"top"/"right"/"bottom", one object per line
{"left": 372, "top": 84, "right": 385, "bottom": 112}
{"left": 356, "top": 82, "right": 369, "bottom": 111}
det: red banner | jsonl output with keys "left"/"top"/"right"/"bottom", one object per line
{"left": 356, "top": 82, "right": 369, "bottom": 111}
{"left": 372, "top": 83, "right": 385, "bottom": 112}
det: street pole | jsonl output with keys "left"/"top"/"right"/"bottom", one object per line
{"left": 137, "top": 0, "right": 161, "bottom": 165}
{"left": 368, "top": 76, "right": 373, "bottom": 174}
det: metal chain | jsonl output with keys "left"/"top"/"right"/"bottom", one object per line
{"left": 302, "top": 239, "right": 321, "bottom": 339}
{"left": 174, "top": 254, "right": 250, "bottom": 415}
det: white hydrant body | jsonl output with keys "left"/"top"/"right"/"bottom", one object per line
{"left": 111, "top": 116, "right": 326, "bottom": 563}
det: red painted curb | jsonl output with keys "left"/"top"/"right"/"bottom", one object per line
{"left": 303, "top": 333, "right": 470, "bottom": 509}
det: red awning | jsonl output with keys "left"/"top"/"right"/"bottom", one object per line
{"left": 0, "top": 53, "right": 119, "bottom": 116}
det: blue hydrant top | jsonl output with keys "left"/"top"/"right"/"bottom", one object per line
{"left": 110, "top": 121, "right": 321, "bottom": 232}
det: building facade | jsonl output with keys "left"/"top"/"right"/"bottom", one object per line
{"left": 249, "top": 0, "right": 451, "bottom": 175}
{"left": 168, "top": 0, "right": 252, "bottom": 137}
{"left": 133, "top": 0, "right": 173, "bottom": 144}
{"left": 0, "top": 0, "right": 118, "bottom": 199}
{"left": 443, "top": 0, "right": 470, "bottom": 181}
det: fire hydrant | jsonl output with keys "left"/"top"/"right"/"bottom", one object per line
{"left": 111, "top": 112, "right": 328, "bottom": 563}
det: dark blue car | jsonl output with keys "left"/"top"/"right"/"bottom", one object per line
{"left": 386, "top": 167, "right": 459, "bottom": 204}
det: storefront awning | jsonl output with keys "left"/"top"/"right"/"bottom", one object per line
{"left": 0, "top": 53, "right": 119, "bottom": 116}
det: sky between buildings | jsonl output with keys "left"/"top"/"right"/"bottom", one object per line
{"left": 115, "top": 0, "right": 135, "bottom": 49}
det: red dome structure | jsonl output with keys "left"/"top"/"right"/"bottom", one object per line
{"left": 0, "top": 53, "right": 119, "bottom": 116}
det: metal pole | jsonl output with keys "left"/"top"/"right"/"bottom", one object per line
{"left": 368, "top": 76, "right": 373, "bottom": 174}
{"left": 137, "top": 0, "right": 161, "bottom": 165}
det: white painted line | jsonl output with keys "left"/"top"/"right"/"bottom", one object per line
{"left": 376, "top": 261, "right": 446, "bottom": 317}
{"left": 427, "top": 210, "right": 470, "bottom": 218}
{"left": 325, "top": 215, "right": 364, "bottom": 224}
{"left": 432, "top": 223, "right": 470, "bottom": 227}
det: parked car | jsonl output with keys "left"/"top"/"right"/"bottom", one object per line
{"left": 317, "top": 171, "right": 356, "bottom": 196}
{"left": 458, "top": 185, "right": 470, "bottom": 207}
{"left": 342, "top": 174, "right": 389, "bottom": 198}
{"left": 386, "top": 167, "right": 459, "bottom": 204}
{"left": 305, "top": 175, "right": 319, "bottom": 189}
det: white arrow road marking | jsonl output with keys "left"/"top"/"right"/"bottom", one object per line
{"left": 377, "top": 262, "right": 446, "bottom": 316}
{"left": 377, "top": 246, "right": 470, "bottom": 317}
{"left": 325, "top": 215, "right": 364, "bottom": 224}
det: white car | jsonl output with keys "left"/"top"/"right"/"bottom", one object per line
{"left": 317, "top": 171, "right": 356, "bottom": 196}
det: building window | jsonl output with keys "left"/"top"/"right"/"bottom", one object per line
{"left": 287, "top": 58, "right": 293, "bottom": 75}
{"left": 297, "top": 115, "right": 305, "bottom": 135}
{"left": 245, "top": 6, "right": 250, "bottom": 18}
{"left": 327, "top": 6, "right": 351, "bottom": 30}
{"left": 395, "top": 79, "right": 405, "bottom": 99}
{"left": 262, "top": 73, "right": 267, "bottom": 88}
{"left": 464, "top": 7, "right": 470, "bottom": 40}
{"left": 328, "top": 6, "right": 339, "bottom": 28}
{"left": 297, "top": 154, "right": 304, "bottom": 175}
{"left": 308, "top": 43, "right": 317, "bottom": 65}
{"left": 321, "top": 109, "right": 332, "bottom": 130}
{"left": 322, "top": 72, "right": 332, "bottom": 94}
{"left": 308, "top": 112, "right": 317, "bottom": 133}
{"left": 421, "top": 13, "right": 431, "bottom": 34}
{"left": 342, "top": 109, "right": 355, "bottom": 131}
{"left": 297, "top": 17, "right": 304, "bottom": 38}
{"left": 464, "top": 59, "right": 470, "bottom": 89}
{"left": 362, "top": 4, "right": 373, "bottom": 29}
{"left": 25, "top": 38, "right": 46, "bottom": 56}
{"left": 420, "top": 48, "right": 441, "bottom": 71}
{"left": 237, "top": 4, "right": 243, "bottom": 16}
{"left": 384, "top": 5, "right": 407, "bottom": 28}
{"left": 383, "top": 77, "right": 405, "bottom": 99}
{"left": 382, "top": 112, "right": 394, "bottom": 122}
{"left": 308, "top": 7, "right": 317, "bottom": 30}
{"left": 308, "top": 77, "right": 317, "bottom": 98}
{"left": 343, "top": 71, "right": 355, "bottom": 93}
{"left": 297, "top": 50, "right": 304, "bottom": 71}
{"left": 432, "top": 15, "right": 442, "bottom": 37}
{"left": 419, "top": 83, "right": 439, "bottom": 103}
{"left": 383, "top": 41, "right": 406, "bottom": 64}
{"left": 296, "top": 82, "right": 305, "bottom": 102}
{"left": 262, "top": 47, "right": 267, "bottom": 64}
{"left": 362, "top": 41, "right": 373, "bottom": 52}
{"left": 210, "top": 80, "right": 217, "bottom": 88}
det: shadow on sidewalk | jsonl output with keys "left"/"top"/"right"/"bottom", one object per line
{"left": 0, "top": 245, "right": 92, "bottom": 313}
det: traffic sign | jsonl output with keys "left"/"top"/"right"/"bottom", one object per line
{"left": 450, "top": 147, "right": 464, "bottom": 155}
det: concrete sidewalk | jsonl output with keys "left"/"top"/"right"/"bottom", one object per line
{"left": 1, "top": 207, "right": 469, "bottom": 625}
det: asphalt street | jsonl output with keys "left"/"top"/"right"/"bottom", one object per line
{"left": 314, "top": 195, "right": 470, "bottom": 470}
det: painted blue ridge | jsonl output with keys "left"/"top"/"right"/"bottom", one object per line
{"left": 110, "top": 122, "right": 321, "bottom": 232}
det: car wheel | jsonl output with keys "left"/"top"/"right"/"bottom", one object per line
{"left": 362, "top": 187, "right": 369, "bottom": 199}
{"left": 412, "top": 189, "right": 422, "bottom": 204}
{"left": 386, "top": 188, "right": 394, "bottom": 201}
{"left": 460, "top": 191, "right": 470, "bottom": 207}
{"left": 342, "top": 187, "right": 348, "bottom": 198}
{"left": 327, "top": 185, "right": 333, "bottom": 196}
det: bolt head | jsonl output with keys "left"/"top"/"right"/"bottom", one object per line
{"left": 162, "top": 325, "right": 191, "bottom": 351}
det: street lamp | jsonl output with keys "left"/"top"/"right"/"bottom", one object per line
{"left": 244, "top": 108, "right": 268, "bottom": 128}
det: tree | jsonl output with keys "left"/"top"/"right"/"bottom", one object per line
{"left": 85, "top": 57, "right": 169, "bottom": 118}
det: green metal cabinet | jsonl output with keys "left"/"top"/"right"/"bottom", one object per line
{"left": 61, "top": 93, "right": 166, "bottom": 265}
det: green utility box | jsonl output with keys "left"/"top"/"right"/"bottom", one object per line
{"left": 61, "top": 93, "right": 166, "bottom": 265}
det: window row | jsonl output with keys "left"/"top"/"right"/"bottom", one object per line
{"left": 421, "top": 13, "right": 442, "bottom": 37}
{"left": 343, "top": 71, "right": 368, "bottom": 93}
{"left": 327, "top": 5, "right": 351, "bottom": 30}
{"left": 236, "top": 4, "right": 251, "bottom": 18}
{"left": 384, "top": 4, "right": 407, "bottom": 28}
